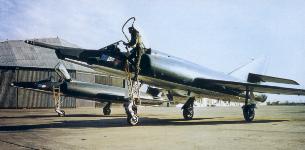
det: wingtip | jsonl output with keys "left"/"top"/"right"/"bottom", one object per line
{"left": 289, "top": 79, "right": 300, "bottom": 85}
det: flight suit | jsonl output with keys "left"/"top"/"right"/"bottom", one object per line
{"left": 124, "top": 27, "right": 144, "bottom": 81}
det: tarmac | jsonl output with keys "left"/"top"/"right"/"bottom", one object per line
{"left": 0, "top": 105, "right": 305, "bottom": 150}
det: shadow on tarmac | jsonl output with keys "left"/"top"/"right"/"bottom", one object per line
{"left": 0, "top": 114, "right": 126, "bottom": 119}
{"left": 0, "top": 116, "right": 288, "bottom": 131}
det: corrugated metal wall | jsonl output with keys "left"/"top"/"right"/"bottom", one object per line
{"left": 0, "top": 67, "right": 126, "bottom": 108}
{"left": 0, "top": 69, "right": 17, "bottom": 108}
{"left": 0, "top": 67, "right": 76, "bottom": 108}
{"left": 95, "top": 75, "right": 124, "bottom": 88}
{"left": 16, "top": 69, "right": 76, "bottom": 108}
{"left": 0, "top": 38, "right": 120, "bottom": 109}
{"left": 17, "top": 69, "right": 49, "bottom": 108}
{"left": 110, "top": 77, "right": 124, "bottom": 88}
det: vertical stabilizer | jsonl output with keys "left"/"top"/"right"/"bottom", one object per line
{"left": 228, "top": 56, "right": 268, "bottom": 82}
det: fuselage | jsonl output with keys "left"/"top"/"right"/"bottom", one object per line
{"left": 142, "top": 49, "right": 241, "bottom": 84}
{"left": 23, "top": 40, "right": 273, "bottom": 102}
{"left": 11, "top": 80, "right": 128, "bottom": 102}
{"left": 12, "top": 77, "right": 167, "bottom": 104}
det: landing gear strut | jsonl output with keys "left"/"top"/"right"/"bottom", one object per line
{"left": 242, "top": 87, "right": 256, "bottom": 122}
{"left": 182, "top": 97, "right": 195, "bottom": 120}
{"left": 124, "top": 99, "right": 139, "bottom": 126}
{"left": 103, "top": 102, "right": 112, "bottom": 115}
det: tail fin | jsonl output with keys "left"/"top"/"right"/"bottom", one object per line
{"left": 228, "top": 56, "right": 268, "bottom": 81}
{"left": 228, "top": 56, "right": 299, "bottom": 85}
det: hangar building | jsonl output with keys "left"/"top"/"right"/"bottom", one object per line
{"left": 0, "top": 38, "right": 124, "bottom": 108}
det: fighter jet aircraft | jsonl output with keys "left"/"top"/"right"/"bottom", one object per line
{"left": 11, "top": 63, "right": 167, "bottom": 117}
{"left": 23, "top": 18, "right": 305, "bottom": 125}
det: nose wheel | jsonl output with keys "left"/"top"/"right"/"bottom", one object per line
{"left": 127, "top": 114, "right": 139, "bottom": 126}
{"left": 124, "top": 100, "right": 139, "bottom": 126}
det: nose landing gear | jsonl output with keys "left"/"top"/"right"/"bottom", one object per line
{"left": 124, "top": 100, "right": 139, "bottom": 126}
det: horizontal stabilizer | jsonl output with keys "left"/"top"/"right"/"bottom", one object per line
{"left": 194, "top": 78, "right": 305, "bottom": 96}
{"left": 247, "top": 73, "right": 299, "bottom": 85}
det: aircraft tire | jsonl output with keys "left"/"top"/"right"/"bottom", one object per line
{"left": 127, "top": 115, "right": 139, "bottom": 126}
{"left": 103, "top": 108, "right": 111, "bottom": 115}
{"left": 57, "top": 110, "right": 65, "bottom": 117}
{"left": 183, "top": 107, "right": 194, "bottom": 120}
{"left": 243, "top": 105, "right": 255, "bottom": 122}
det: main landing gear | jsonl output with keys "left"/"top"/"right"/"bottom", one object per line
{"left": 182, "top": 97, "right": 195, "bottom": 120}
{"left": 103, "top": 102, "right": 112, "bottom": 115}
{"left": 242, "top": 104, "right": 256, "bottom": 122}
{"left": 124, "top": 99, "right": 139, "bottom": 126}
{"left": 242, "top": 87, "right": 256, "bottom": 122}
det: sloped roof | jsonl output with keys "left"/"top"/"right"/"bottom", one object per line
{"left": 0, "top": 37, "right": 94, "bottom": 72}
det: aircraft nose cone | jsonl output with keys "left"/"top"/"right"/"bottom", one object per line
{"left": 10, "top": 81, "right": 37, "bottom": 89}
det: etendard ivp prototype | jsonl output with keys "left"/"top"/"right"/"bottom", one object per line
{"left": 21, "top": 17, "right": 305, "bottom": 125}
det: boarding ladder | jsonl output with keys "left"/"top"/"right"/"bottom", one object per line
{"left": 52, "top": 86, "right": 64, "bottom": 116}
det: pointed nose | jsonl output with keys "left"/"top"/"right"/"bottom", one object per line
{"left": 10, "top": 82, "right": 37, "bottom": 89}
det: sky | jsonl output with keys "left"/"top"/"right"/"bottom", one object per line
{"left": 1, "top": 0, "right": 305, "bottom": 102}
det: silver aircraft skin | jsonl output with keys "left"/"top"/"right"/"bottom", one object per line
{"left": 23, "top": 39, "right": 305, "bottom": 125}
{"left": 21, "top": 18, "right": 305, "bottom": 125}
{"left": 12, "top": 78, "right": 165, "bottom": 105}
